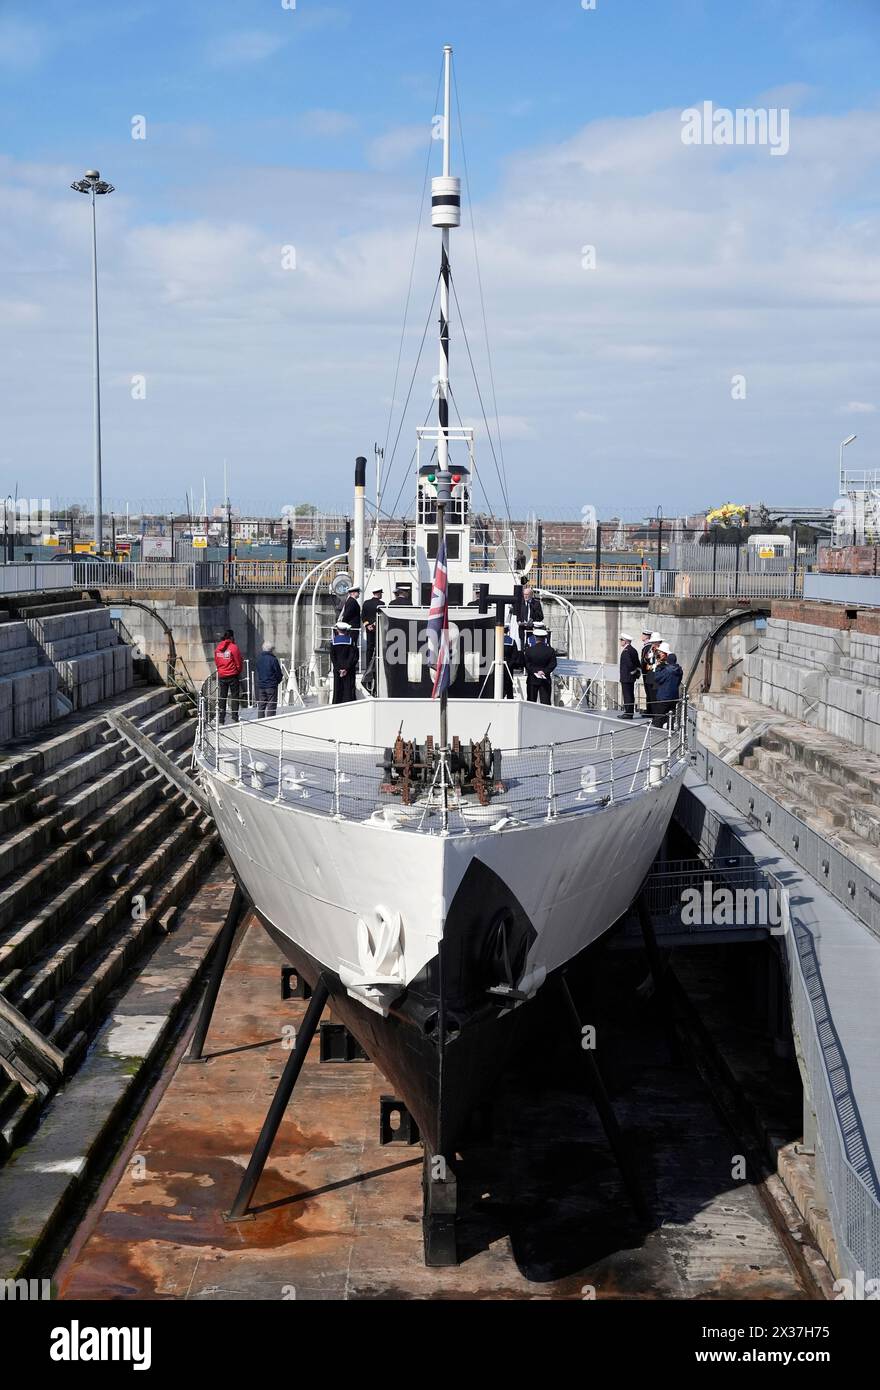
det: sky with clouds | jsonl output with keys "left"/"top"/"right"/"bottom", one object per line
{"left": 1, "top": 0, "right": 879, "bottom": 519}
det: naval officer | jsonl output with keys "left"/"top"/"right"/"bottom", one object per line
{"left": 330, "top": 620, "right": 358, "bottom": 704}
{"left": 523, "top": 624, "right": 557, "bottom": 704}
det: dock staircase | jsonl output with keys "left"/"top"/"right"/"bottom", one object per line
{"left": 0, "top": 679, "right": 218, "bottom": 1159}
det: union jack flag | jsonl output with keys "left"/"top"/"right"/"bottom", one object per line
{"left": 426, "top": 539, "right": 451, "bottom": 698}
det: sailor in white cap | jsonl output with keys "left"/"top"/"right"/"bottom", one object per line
{"left": 330, "top": 619, "right": 358, "bottom": 704}
{"left": 340, "top": 585, "right": 362, "bottom": 631}
{"left": 523, "top": 623, "right": 557, "bottom": 704}
{"left": 652, "top": 644, "right": 683, "bottom": 727}
{"left": 360, "top": 587, "right": 385, "bottom": 694}
{"left": 618, "top": 631, "right": 640, "bottom": 719}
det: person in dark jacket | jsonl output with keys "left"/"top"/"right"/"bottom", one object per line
{"left": 340, "top": 586, "right": 361, "bottom": 630}
{"left": 523, "top": 625, "right": 557, "bottom": 704}
{"left": 255, "top": 642, "right": 282, "bottom": 718}
{"left": 330, "top": 620, "right": 358, "bottom": 703}
{"left": 652, "top": 644, "right": 683, "bottom": 726}
{"left": 640, "top": 629, "right": 662, "bottom": 719}
{"left": 518, "top": 583, "right": 544, "bottom": 631}
{"left": 214, "top": 629, "right": 243, "bottom": 724}
{"left": 360, "top": 587, "right": 384, "bottom": 694}
{"left": 618, "top": 632, "right": 641, "bottom": 718}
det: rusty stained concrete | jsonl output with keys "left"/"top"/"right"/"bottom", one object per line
{"left": 56, "top": 924, "right": 812, "bottom": 1301}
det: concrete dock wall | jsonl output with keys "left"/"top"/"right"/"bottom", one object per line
{"left": 741, "top": 611, "right": 880, "bottom": 753}
{"left": 99, "top": 586, "right": 765, "bottom": 695}
{"left": 103, "top": 591, "right": 325, "bottom": 687}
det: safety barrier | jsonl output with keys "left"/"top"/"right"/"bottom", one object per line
{"left": 0, "top": 562, "right": 76, "bottom": 594}
{"left": 655, "top": 569, "right": 805, "bottom": 600}
{"left": 539, "top": 563, "right": 650, "bottom": 597}
{"left": 194, "top": 682, "right": 688, "bottom": 834}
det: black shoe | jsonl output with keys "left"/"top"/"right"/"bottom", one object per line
{"left": 619, "top": 712, "right": 633, "bottom": 719}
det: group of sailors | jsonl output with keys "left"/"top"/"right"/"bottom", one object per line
{"left": 214, "top": 596, "right": 684, "bottom": 723}
{"left": 619, "top": 629, "right": 683, "bottom": 726}
{"left": 328, "top": 579, "right": 559, "bottom": 705}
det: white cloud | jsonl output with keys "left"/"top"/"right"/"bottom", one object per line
{"left": 463, "top": 414, "right": 536, "bottom": 442}
{"left": 366, "top": 124, "right": 430, "bottom": 171}
{"left": 0, "top": 17, "right": 48, "bottom": 69}
{"left": 206, "top": 30, "right": 285, "bottom": 68}
{"left": 842, "top": 401, "right": 877, "bottom": 414}
{"left": 300, "top": 109, "right": 358, "bottom": 139}
{"left": 3, "top": 102, "right": 880, "bottom": 512}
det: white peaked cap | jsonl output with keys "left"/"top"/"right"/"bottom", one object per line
{"left": 335, "top": 620, "right": 351, "bottom": 630}
{"left": 533, "top": 624, "right": 548, "bottom": 635}
{"left": 620, "top": 632, "right": 633, "bottom": 641}
{"left": 659, "top": 642, "right": 672, "bottom": 654}
{"left": 650, "top": 631, "right": 662, "bottom": 641}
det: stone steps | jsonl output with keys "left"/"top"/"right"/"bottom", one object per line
{"left": 0, "top": 767, "right": 178, "bottom": 938}
{"left": 49, "top": 831, "right": 218, "bottom": 1050}
{"left": 698, "top": 689, "right": 880, "bottom": 869}
{"left": 1, "top": 791, "right": 195, "bottom": 998}
{"left": 10, "top": 809, "right": 201, "bottom": 1021}
{"left": 0, "top": 674, "right": 217, "bottom": 1162}
{"left": 0, "top": 825, "right": 219, "bottom": 1154}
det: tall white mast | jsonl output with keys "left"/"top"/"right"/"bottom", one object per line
{"left": 433, "top": 45, "right": 460, "bottom": 477}
{"left": 431, "top": 46, "right": 462, "bottom": 751}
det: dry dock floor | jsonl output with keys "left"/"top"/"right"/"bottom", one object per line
{"left": 56, "top": 921, "right": 811, "bottom": 1300}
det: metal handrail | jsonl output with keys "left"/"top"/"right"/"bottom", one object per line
{"left": 194, "top": 684, "right": 689, "bottom": 829}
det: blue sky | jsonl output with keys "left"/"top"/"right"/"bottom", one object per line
{"left": 1, "top": 0, "right": 879, "bottom": 517}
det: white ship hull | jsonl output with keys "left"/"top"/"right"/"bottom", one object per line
{"left": 197, "top": 697, "right": 686, "bottom": 1151}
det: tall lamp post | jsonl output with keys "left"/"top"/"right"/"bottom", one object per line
{"left": 70, "top": 169, "right": 114, "bottom": 555}
{"left": 839, "top": 433, "right": 857, "bottom": 494}
{"left": 3, "top": 495, "right": 13, "bottom": 566}
{"left": 839, "top": 434, "right": 857, "bottom": 544}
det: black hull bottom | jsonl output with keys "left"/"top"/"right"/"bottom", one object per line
{"left": 257, "top": 856, "right": 546, "bottom": 1156}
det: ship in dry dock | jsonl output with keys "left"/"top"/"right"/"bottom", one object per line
{"left": 193, "top": 45, "right": 688, "bottom": 1241}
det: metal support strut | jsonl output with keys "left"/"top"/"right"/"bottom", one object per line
{"left": 184, "top": 883, "right": 248, "bottom": 1064}
{"left": 225, "top": 978, "right": 329, "bottom": 1223}
{"left": 560, "top": 975, "right": 652, "bottom": 1226}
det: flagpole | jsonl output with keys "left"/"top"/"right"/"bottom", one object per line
{"left": 430, "top": 44, "right": 459, "bottom": 824}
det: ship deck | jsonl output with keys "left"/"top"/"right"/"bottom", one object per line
{"left": 200, "top": 707, "right": 682, "bottom": 829}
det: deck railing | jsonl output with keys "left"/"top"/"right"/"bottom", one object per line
{"left": 654, "top": 569, "right": 805, "bottom": 600}
{"left": 194, "top": 680, "right": 688, "bottom": 834}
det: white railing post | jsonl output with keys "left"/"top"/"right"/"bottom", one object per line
{"left": 334, "top": 739, "right": 341, "bottom": 818}
{"left": 667, "top": 711, "right": 673, "bottom": 763}
{"left": 275, "top": 728, "right": 284, "bottom": 802}
{"left": 609, "top": 729, "right": 615, "bottom": 801}
{"left": 545, "top": 743, "right": 557, "bottom": 820}
{"left": 238, "top": 720, "right": 243, "bottom": 782}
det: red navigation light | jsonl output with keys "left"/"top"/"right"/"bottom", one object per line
{"left": 452, "top": 473, "right": 461, "bottom": 484}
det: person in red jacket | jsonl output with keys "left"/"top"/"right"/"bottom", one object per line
{"left": 214, "top": 629, "right": 243, "bottom": 724}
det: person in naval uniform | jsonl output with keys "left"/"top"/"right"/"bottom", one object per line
{"left": 523, "top": 624, "right": 557, "bottom": 704}
{"left": 330, "top": 620, "right": 358, "bottom": 704}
